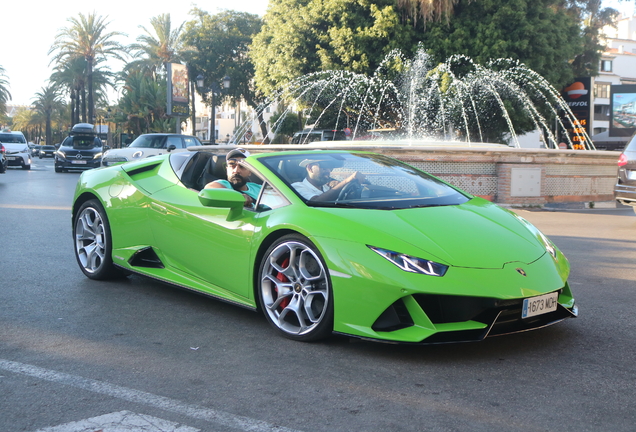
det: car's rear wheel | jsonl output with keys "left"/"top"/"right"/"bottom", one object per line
{"left": 258, "top": 234, "right": 333, "bottom": 341}
{"left": 74, "top": 199, "right": 125, "bottom": 280}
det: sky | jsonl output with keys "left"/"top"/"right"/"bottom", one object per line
{"left": 2, "top": 0, "right": 634, "bottom": 108}
{"left": 2, "top": 0, "right": 270, "bottom": 106}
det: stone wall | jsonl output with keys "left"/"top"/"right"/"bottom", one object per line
{"left": 205, "top": 143, "right": 620, "bottom": 205}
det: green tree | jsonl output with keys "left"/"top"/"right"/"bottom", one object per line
{"left": 419, "top": 0, "right": 590, "bottom": 89}
{"left": 32, "top": 85, "right": 64, "bottom": 145}
{"left": 117, "top": 69, "right": 173, "bottom": 136}
{"left": 0, "top": 65, "right": 11, "bottom": 116}
{"left": 10, "top": 108, "right": 40, "bottom": 140}
{"left": 184, "top": 8, "right": 264, "bottom": 139}
{"left": 49, "top": 12, "right": 126, "bottom": 125}
{"left": 128, "top": 13, "right": 185, "bottom": 78}
{"left": 50, "top": 57, "right": 113, "bottom": 126}
{"left": 251, "top": 0, "right": 419, "bottom": 96}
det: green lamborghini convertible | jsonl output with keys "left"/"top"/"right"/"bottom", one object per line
{"left": 72, "top": 149, "right": 577, "bottom": 343}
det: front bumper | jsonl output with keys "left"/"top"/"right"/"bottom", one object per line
{"left": 6, "top": 154, "right": 30, "bottom": 166}
{"left": 55, "top": 158, "right": 102, "bottom": 170}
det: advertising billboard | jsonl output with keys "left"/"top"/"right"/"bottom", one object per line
{"left": 610, "top": 84, "right": 636, "bottom": 137}
{"left": 561, "top": 77, "right": 591, "bottom": 150}
{"left": 166, "top": 63, "right": 190, "bottom": 117}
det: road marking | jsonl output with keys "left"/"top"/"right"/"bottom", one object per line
{"left": 0, "top": 359, "right": 303, "bottom": 432}
{"left": 34, "top": 410, "right": 200, "bottom": 432}
{"left": 0, "top": 204, "right": 71, "bottom": 210}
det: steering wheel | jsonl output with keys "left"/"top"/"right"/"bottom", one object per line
{"left": 336, "top": 180, "right": 362, "bottom": 202}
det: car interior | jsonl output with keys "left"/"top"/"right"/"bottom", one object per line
{"left": 177, "top": 151, "right": 263, "bottom": 191}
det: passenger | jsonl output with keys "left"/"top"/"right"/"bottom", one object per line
{"left": 292, "top": 158, "right": 365, "bottom": 201}
{"left": 205, "top": 148, "right": 261, "bottom": 207}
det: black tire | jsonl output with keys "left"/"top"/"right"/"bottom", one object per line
{"left": 55, "top": 166, "right": 62, "bottom": 173}
{"left": 22, "top": 164, "right": 30, "bottom": 170}
{"left": 258, "top": 234, "right": 333, "bottom": 341}
{"left": 73, "top": 199, "right": 127, "bottom": 280}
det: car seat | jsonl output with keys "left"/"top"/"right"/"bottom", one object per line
{"left": 179, "top": 152, "right": 213, "bottom": 190}
{"left": 196, "top": 155, "right": 227, "bottom": 190}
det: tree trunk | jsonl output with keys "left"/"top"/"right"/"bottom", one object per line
{"left": 87, "top": 57, "right": 94, "bottom": 125}
{"left": 257, "top": 110, "right": 270, "bottom": 144}
{"left": 190, "top": 80, "right": 196, "bottom": 136}
{"left": 46, "top": 112, "right": 52, "bottom": 145}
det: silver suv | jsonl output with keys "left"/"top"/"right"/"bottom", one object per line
{"left": 0, "top": 131, "right": 31, "bottom": 170}
{"left": 615, "top": 131, "right": 636, "bottom": 214}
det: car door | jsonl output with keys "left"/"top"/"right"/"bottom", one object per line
{"left": 146, "top": 184, "right": 257, "bottom": 300}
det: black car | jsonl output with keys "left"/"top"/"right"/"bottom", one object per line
{"left": 0, "top": 143, "right": 7, "bottom": 174}
{"left": 54, "top": 123, "right": 106, "bottom": 173}
{"left": 615, "top": 131, "right": 636, "bottom": 214}
{"left": 39, "top": 145, "right": 56, "bottom": 158}
{"left": 31, "top": 145, "right": 42, "bottom": 157}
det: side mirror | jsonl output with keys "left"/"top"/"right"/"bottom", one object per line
{"left": 167, "top": 144, "right": 177, "bottom": 152}
{"left": 103, "top": 145, "right": 110, "bottom": 151}
{"left": 198, "top": 188, "right": 245, "bottom": 220}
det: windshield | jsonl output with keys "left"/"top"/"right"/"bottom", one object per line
{"left": 67, "top": 136, "right": 101, "bottom": 149}
{"left": 129, "top": 135, "right": 168, "bottom": 149}
{"left": 0, "top": 133, "right": 27, "bottom": 144}
{"left": 259, "top": 152, "right": 470, "bottom": 210}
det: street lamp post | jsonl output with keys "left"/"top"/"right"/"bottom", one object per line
{"left": 196, "top": 74, "right": 231, "bottom": 145}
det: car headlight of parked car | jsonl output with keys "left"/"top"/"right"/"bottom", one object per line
{"left": 368, "top": 246, "right": 449, "bottom": 276}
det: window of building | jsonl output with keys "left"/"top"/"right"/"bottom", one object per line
{"left": 594, "top": 82, "right": 610, "bottom": 99}
{"left": 600, "top": 60, "right": 612, "bottom": 72}
{"left": 594, "top": 104, "right": 610, "bottom": 121}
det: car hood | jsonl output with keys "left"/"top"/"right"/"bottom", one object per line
{"left": 307, "top": 199, "right": 546, "bottom": 269}
{"left": 2, "top": 143, "right": 29, "bottom": 153}
{"left": 105, "top": 148, "right": 167, "bottom": 159}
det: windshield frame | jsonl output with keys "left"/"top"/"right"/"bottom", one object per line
{"left": 258, "top": 152, "right": 471, "bottom": 210}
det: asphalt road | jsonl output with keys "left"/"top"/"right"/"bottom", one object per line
{"left": 1, "top": 158, "right": 635, "bottom": 432}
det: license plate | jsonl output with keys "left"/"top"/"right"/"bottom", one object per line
{"left": 7, "top": 156, "right": 16, "bottom": 160}
{"left": 628, "top": 170, "right": 636, "bottom": 180}
{"left": 71, "top": 160, "right": 87, "bottom": 164}
{"left": 522, "top": 292, "right": 558, "bottom": 319}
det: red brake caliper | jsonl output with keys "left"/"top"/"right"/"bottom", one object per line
{"left": 275, "top": 258, "right": 291, "bottom": 310}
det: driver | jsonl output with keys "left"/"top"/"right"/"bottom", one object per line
{"left": 205, "top": 148, "right": 261, "bottom": 207}
{"left": 292, "top": 158, "right": 365, "bottom": 201}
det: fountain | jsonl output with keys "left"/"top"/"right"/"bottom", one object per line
{"left": 235, "top": 49, "right": 594, "bottom": 150}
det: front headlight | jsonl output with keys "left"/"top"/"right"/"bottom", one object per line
{"left": 57, "top": 151, "right": 66, "bottom": 159}
{"left": 93, "top": 152, "right": 103, "bottom": 159}
{"left": 368, "top": 246, "right": 449, "bottom": 276}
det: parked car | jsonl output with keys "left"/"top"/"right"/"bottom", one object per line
{"left": 291, "top": 129, "right": 347, "bottom": 144}
{"left": 101, "top": 133, "right": 203, "bottom": 167}
{"left": 0, "top": 143, "right": 7, "bottom": 174}
{"left": 614, "top": 131, "right": 636, "bottom": 214}
{"left": 0, "top": 130, "right": 31, "bottom": 170}
{"left": 54, "top": 123, "right": 105, "bottom": 173}
{"left": 39, "top": 145, "right": 57, "bottom": 158}
{"left": 72, "top": 149, "right": 577, "bottom": 343}
{"left": 31, "top": 145, "right": 42, "bottom": 157}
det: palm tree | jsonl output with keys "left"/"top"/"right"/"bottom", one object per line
{"left": 0, "top": 65, "right": 11, "bottom": 115}
{"left": 128, "top": 13, "right": 185, "bottom": 79}
{"left": 49, "top": 12, "right": 126, "bottom": 125}
{"left": 32, "top": 85, "right": 64, "bottom": 145}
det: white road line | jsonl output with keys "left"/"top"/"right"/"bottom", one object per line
{"left": 0, "top": 359, "right": 303, "bottom": 432}
{"left": 35, "top": 410, "right": 200, "bottom": 432}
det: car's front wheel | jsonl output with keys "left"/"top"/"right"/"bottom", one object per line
{"left": 73, "top": 199, "right": 126, "bottom": 280}
{"left": 258, "top": 234, "right": 333, "bottom": 341}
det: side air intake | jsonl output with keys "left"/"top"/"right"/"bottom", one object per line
{"left": 128, "top": 247, "right": 164, "bottom": 268}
